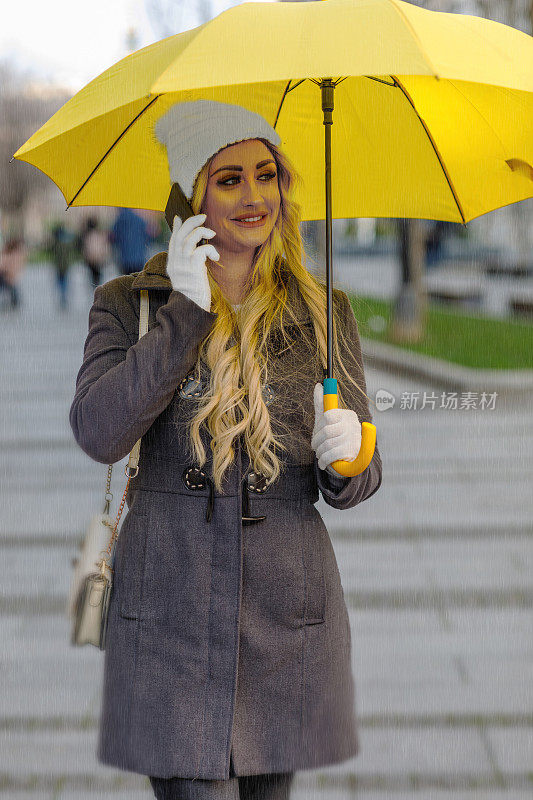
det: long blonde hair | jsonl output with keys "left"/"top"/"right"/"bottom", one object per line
{"left": 176, "top": 138, "right": 370, "bottom": 493}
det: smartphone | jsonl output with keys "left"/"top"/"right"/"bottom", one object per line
{"left": 165, "top": 183, "right": 207, "bottom": 246}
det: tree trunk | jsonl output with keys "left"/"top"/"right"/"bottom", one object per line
{"left": 390, "top": 219, "right": 428, "bottom": 344}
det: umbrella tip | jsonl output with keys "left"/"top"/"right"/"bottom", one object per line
{"left": 9, "top": 156, "right": 14, "bottom": 164}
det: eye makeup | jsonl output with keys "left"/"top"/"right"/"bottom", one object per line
{"left": 217, "top": 170, "right": 277, "bottom": 186}
{"left": 210, "top": 158, "right": 276, "bottom": 177}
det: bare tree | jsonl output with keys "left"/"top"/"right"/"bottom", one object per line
{"left": 0, "top": 62, "right": 71, "bottom": 236}
{"left": 145, "top": 0, "right": 213, "bottom": 38}
{"left": 145, "top": 0, "right": 186, "bottom": 38}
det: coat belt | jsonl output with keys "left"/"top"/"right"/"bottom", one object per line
{"left": 132, "top": 459, "right": 320, "bottom": 522}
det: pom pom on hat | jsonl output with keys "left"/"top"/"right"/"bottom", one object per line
{"left": 154, "top": 100, "right": 282, "bottom": 199}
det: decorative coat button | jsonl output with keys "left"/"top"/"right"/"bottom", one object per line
{"left": 262, "top": 383, "right": 274, "bottom": 407}
{"left": 182, "top": 467, "right": 207, "bottom": 489}
{"left": 247, "top": 471, "right": 270, "bottom": 493}
{"left": 179, "top": 374, "right": 273, "bottom": 406}
{"left": 178, "top": 374, "right": 204, "bottom": 399}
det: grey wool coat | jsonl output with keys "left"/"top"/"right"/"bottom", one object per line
{"left": 69, "top": 251, "right": 382, "bottom": 781}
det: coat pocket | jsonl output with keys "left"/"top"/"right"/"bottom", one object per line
{"left": 115, "top": 507, "right": 149, "bottom": 620}
{"left": 301, "top": 515, "right": 327, "bottom": 625}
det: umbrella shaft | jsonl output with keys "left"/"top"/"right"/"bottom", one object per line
{"left": 322, "top": 80, "right": 335, "bottom": 380}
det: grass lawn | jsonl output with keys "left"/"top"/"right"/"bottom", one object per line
{"left": 347, "top": 294, "right": 533, "bottom": 370}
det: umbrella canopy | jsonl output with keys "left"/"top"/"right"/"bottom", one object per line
{"left": 13, "top": 0, "right": 533, "bottom": 222}
{"left": 13, "top": 0, "right": 533, "bottom": 476}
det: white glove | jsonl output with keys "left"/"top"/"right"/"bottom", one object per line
{"left": 166, "top": 213, "right": 219, "bottom": 312}
{"left": 311, "top": 382, "right": 362, "bottom": 477}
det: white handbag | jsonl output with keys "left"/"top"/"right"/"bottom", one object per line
{"left": 68, "top": 289, "right": 149, "bottom": 649}
{"left": 67, "top": 510, "right": 115, "bottom": 620}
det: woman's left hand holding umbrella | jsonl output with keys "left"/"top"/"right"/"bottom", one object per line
{"left": 311, "top": 382, "right": 362, "bottom": 477}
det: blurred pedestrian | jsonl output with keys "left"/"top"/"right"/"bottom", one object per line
{"left": 0, "top": 237, "right": 26, "bottom": 310}
{"left": 49, "top": 222, "right": 73, "bottom": 311}
{"left": 79, "top": 216, "right": 110, "bottom": 289}
{"left": 110, "top": 207, "right": 153, "bottom": 275}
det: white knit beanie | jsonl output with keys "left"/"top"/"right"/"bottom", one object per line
{"left": 154, "top": 100, "right": 282, "bottom": 199}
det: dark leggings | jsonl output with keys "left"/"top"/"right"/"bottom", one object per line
{"left": 149, "top": 771, "right": 294, "bottom": 800}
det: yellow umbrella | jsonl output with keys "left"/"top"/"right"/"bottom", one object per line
{"left": 13, "top": 0, "right": 533, "bottom": 475}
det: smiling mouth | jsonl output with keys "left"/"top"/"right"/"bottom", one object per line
{"left": 232, "top": 214, "right": 268, "bottom": 227}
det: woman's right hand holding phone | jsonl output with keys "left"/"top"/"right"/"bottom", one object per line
{"left": 166, "top": 214, "right": 219, "bottom": 312}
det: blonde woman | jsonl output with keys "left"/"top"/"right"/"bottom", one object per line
{"left": 70, "top": 101, "right": 382, "bottom": 800}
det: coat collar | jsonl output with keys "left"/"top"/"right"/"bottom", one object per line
{"left": 129, "top": 251, "right": 173, "bottom": 291}
{"left": 129, "top": 251, "right": 314, "bottom": 328}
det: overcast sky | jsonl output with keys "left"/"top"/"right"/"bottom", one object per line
{"left": 0, "top": 0, "right": 264, "bottom": 92}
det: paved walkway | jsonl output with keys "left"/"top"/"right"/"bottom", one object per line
{"left": 0, "top": 261, "right": 531, "bottom": 799}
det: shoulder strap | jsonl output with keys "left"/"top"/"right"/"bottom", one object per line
{"left": 126, "top": 289, "right": 149, "bottom": 472}
{"left": 99, "top": 290, "right": 150, "bottom": 568}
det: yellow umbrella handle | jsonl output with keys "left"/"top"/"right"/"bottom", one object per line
{"left": 323, "top": 377, "right": 376, "bottom": 477}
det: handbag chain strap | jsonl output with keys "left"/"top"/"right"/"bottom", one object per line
{"left": 96, "top": 289, "right": 150, "bottom": 576}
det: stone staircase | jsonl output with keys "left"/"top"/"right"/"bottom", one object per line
{"left": 0, "top": 263, "right": 531, "bottom": 798}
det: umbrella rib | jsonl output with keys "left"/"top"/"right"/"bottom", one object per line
{"left": 273, "top": 81, "right": 292, "bottom": 130}
{"left": 391, "top": 76, "right": 466, "bottom": 225}
{"left": 287, "top": 79, "right": 306, "bottom": 94}
{"left": 273, "top": 80, "right": 305, "bottom": 129}
{"left": 66, "top": 95, "right": 162, "bottom": 208}
{"left": 365, "top": 76, "right": 396, "bottom": 87}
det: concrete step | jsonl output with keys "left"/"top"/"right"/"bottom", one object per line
{"left": 1, "top": 727, "right": 532, "bottom": 795}
{"left": 8, "top": 789, "right": 533, "bottom": 800}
